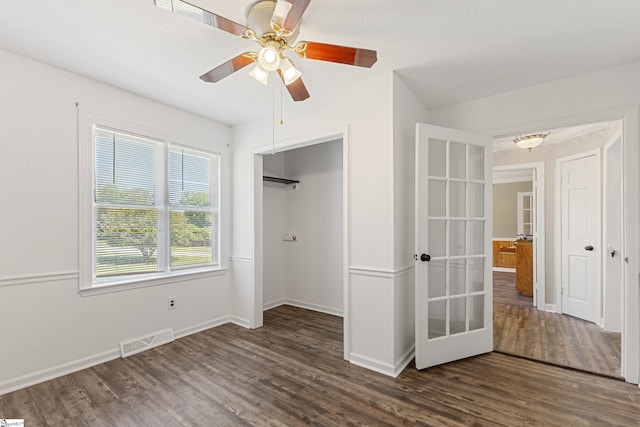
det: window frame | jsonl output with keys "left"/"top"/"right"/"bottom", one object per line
{"left": 79, "top": 112, "right": 225, "bottom": 294}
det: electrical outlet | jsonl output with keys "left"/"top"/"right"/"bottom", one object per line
{"left": 168, "top": 297, "right": 176, "bottom": 310}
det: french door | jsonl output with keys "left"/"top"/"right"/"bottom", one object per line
{"left": 415, "top": 124, "right": 493, "bottom": 369}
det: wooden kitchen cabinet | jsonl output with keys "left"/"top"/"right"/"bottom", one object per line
{"left": 515, "top": 239, "right": 533, "bottom": 297}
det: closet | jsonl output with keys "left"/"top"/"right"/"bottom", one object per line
{"left": 262, "top": 139, "right": 344, "bottom": 315}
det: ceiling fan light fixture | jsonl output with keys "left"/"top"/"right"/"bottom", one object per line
{"left": 280, "top": 58, "right": 302, "bottom": 85}
{"left": 258, "top": 45, "right": 281, "bottom": 71}
{"left": 249, "top": 63, "right": 269, "bottom": 85}
{"left": 514, "top": 132, "right": 550, "bottom": 151}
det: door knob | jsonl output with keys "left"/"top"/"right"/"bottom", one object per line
{"left": 584, "top": 245, "right": 594, "bottom": 251}
{"left": 420, "top": 254, "right": 431, "bottom": 262}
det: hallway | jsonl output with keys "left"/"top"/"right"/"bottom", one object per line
{"left": 493, "top": 272, "right": 622, "bottom": 378}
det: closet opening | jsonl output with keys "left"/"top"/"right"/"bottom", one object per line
{"left": 251, "top": 131, "right": 350, "bottom": 360}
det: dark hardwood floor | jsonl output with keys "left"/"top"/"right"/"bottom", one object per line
{"left": 2, "top": 304, "right": 639, "bottom": 426}
{"left": 493, "top": 271, "right": 622, "bottom": 378}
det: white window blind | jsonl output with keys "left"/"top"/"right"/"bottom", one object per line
{"left": 168, "top": 146, "right": 218, "bottom": 268}
{"left": 92, "top": 127, "right": 219, "bottom": 284}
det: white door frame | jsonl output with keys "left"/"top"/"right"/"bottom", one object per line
{"left": 487, "top": 106, "right": 639, "bottom": 384}
{"left": 493, "top": 162, "right": 545, "bottom": 310}
{"left": 251, "top": 126, "right": 351, "bottom": 360}
{"left": 603, "top": 129, "right": 624, "bottom": 332}
{"left": 555, "top": 149, "right": 602, "bottom": 323}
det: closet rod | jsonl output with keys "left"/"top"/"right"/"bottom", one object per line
{"left": 263, "top": 176, "right": 300, "bottom": 185}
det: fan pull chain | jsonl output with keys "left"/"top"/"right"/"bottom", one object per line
{"left": 280, "top": 84, "right": 284, "bottom": 125}
{"left": 272, "top": 84, "right": 276, "bottom": 155}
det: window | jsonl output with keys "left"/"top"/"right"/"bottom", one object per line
{"left": 88, "top": 125, "right": 219, "bottom": 287}
{"left": 517, "top": 191, "right": 533, "bottom": 236}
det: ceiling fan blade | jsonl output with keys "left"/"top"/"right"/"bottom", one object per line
{"left": 200, "top": 52, "right": 257, "bottom": 83}
{"left": 277, "top": 69, "right": 310, "bottom": 101}
{"left": 156, "top": 0, "right": 249, "bottom": 37}
{"left": 271, "top": 0, "right": 311, "bottom": 34}
{"left": 296, "top": 41, "right": 377, "bottom": 68}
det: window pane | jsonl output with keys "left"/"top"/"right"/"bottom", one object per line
{"left": 428, "top": 220, "right": 446, "bottom": 257}
{"left": 95, "top": 130, "right": 156, "bottom": 205}
{"left": 428, "top": 139, "right": 447, "bottom": 177}
{"left": 96, "top": 207, "right": 159, "bottom": 277}
{"left": 428, "top": 180, "right": 446, "bottom": 216}
{"left": 428, "top": 260, "right": 446, "bottom": 298}
{"left": 171, "top": 210, "right": 213, "bottom": 267}
{"left": 449, "top": 142, "right": 466, "bottom": 179}
{"left": 428, "top": 300, "right": 446, "bottom": 339}
{"left": 468, "top": 220, "right": 484, "bottom": 255}
{"left": 450, "top": 181, "right": 466, "bottom": 217}
{"left": 169, "top": 147, "right": 214, "bottom": 208}
{"left": 469, "top": 295, "right": 484, "bottom": 331}
{"left": 469, "top": 182, "right": 484, "bottom": 218}
{"left": 469, "top": 145, "right": 484, "bottom": 180}
{"left": 469, "top": 257, "right": 484, "bottom": 292}
{"left": 450, "top": 297, "right": 467, "bottom": 335}
{"left": 449, "top": 220, "right": 465, "bottom": 256}
{"left": 449, "top": 259, "right": 466, "bottom": 295}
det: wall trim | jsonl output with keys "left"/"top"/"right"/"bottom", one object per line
{"left": 349, "top": 265, "right": 414, "bottom": 279}
{"left": 264, "top": 298, "right": 344, "bottom": 317}
{"left": 394, "top": 345, "right": 415, "bottom": 376}
{"left": 229, "top": 316, "right": 252, "bottom": 329}
{"left": 545, "top": 304, "right": 558, "bottom": 313}
{"left": 0, "top": 271, "right": 79, "bottom": 288}
{"left": 263, "top": 298, "right": 286, "bottom": 311}
{"left": 173, "top": 315, "right": 232, "bottom": 339}
{"left": 349, "top": 352, "right": 398, "bottom": 377}
{"left": 0, "top": 348, "right": 120, "bottom": 396}
{"left": 229, "top": 256, "right": 251, "bottom": 263}
{"left": 0, "top": 315, "right": 242, "bottom": 395}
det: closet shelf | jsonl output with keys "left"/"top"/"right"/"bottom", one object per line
{"left": 263, "top": 176, "right": 300, "bottom": 185}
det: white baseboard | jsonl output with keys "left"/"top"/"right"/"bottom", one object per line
{"left": 264, "top": 299, "right": 343, "bottom": 317}
{"left": 174, "top": 315, "right": 232, "bottom": 339}
{"left": 394, "top": 345, "right": 415, "bottom": 376}
{"left": 263, "top": 298, "right": 286, "bottom": 311}
{"left": 349, "top": 352, "right": 398, "bottom": 377}
{"left": 492, "top": 267, "right": 516, "bottom": 273}
{"left": 545, "top": 304, "right": 558, "bottom": 313}
{"left": 229, "top": 316, "right": 252, "bottom": 329}
{"left": 1, "top": 315, "right": 240, "bottom": 396}
{"left": 0, "top": 348, "right": 120, "bottom": 396}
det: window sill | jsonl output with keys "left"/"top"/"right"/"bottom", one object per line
{"left": 79, "top": 266, "right": 228, "bottom": 297}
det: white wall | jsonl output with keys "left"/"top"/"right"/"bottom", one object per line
{"left": 283, "top": 141, "right": 343, "bottom": 314}
{"left": 493, "top": 181, "right": 533, "bottom": 238}
{"left": 263, "top": 155, "right": 287, "bottom": 307}
{"left": 0, "top": 49, "right": 233, "bottom": 394}
{"left": 392, "top": 73, "right": 429, "bottom": 372}
{"left": 426, "top": 61, "right": 639, "bottom": 383}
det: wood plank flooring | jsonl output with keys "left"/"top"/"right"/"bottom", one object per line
{"left": 493, "top": 271, "right": 622, "bottom": 378}
{"left": 2, "top": 305, "right": 639, "bottom": 426}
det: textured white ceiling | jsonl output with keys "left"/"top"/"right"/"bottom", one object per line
{"left": 1, "top": 0, "right": 640, "bottom": 126}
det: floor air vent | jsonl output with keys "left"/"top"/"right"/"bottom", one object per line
{"left": 120, "top": 328, "right": 175, "bottom": 358}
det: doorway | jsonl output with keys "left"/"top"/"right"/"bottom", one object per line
{"left": 251, "top": 128, "right": 351, "bottom": 359}
{"left": 491, "top": 120, "right": 624, "bottom": 378}
{"left": 262, "top": 141, "right": 343, "bottom": 315}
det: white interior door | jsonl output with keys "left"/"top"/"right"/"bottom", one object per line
{"left": 415, "top": 124, "right": 493, "bottom": 370}
{"left": 560, "top": 153, "right": 601, "bottom": 323}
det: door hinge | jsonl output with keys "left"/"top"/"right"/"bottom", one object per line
{"left": 561, "top": 287, "right": 564, "bottom": 296}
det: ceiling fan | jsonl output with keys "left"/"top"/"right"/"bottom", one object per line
{"left": 154, "top": 0, "right": 378, "bottom": 101}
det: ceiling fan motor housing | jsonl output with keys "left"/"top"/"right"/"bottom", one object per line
{"left": 246, "top": 0, "right": 300, "bottom": 43}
